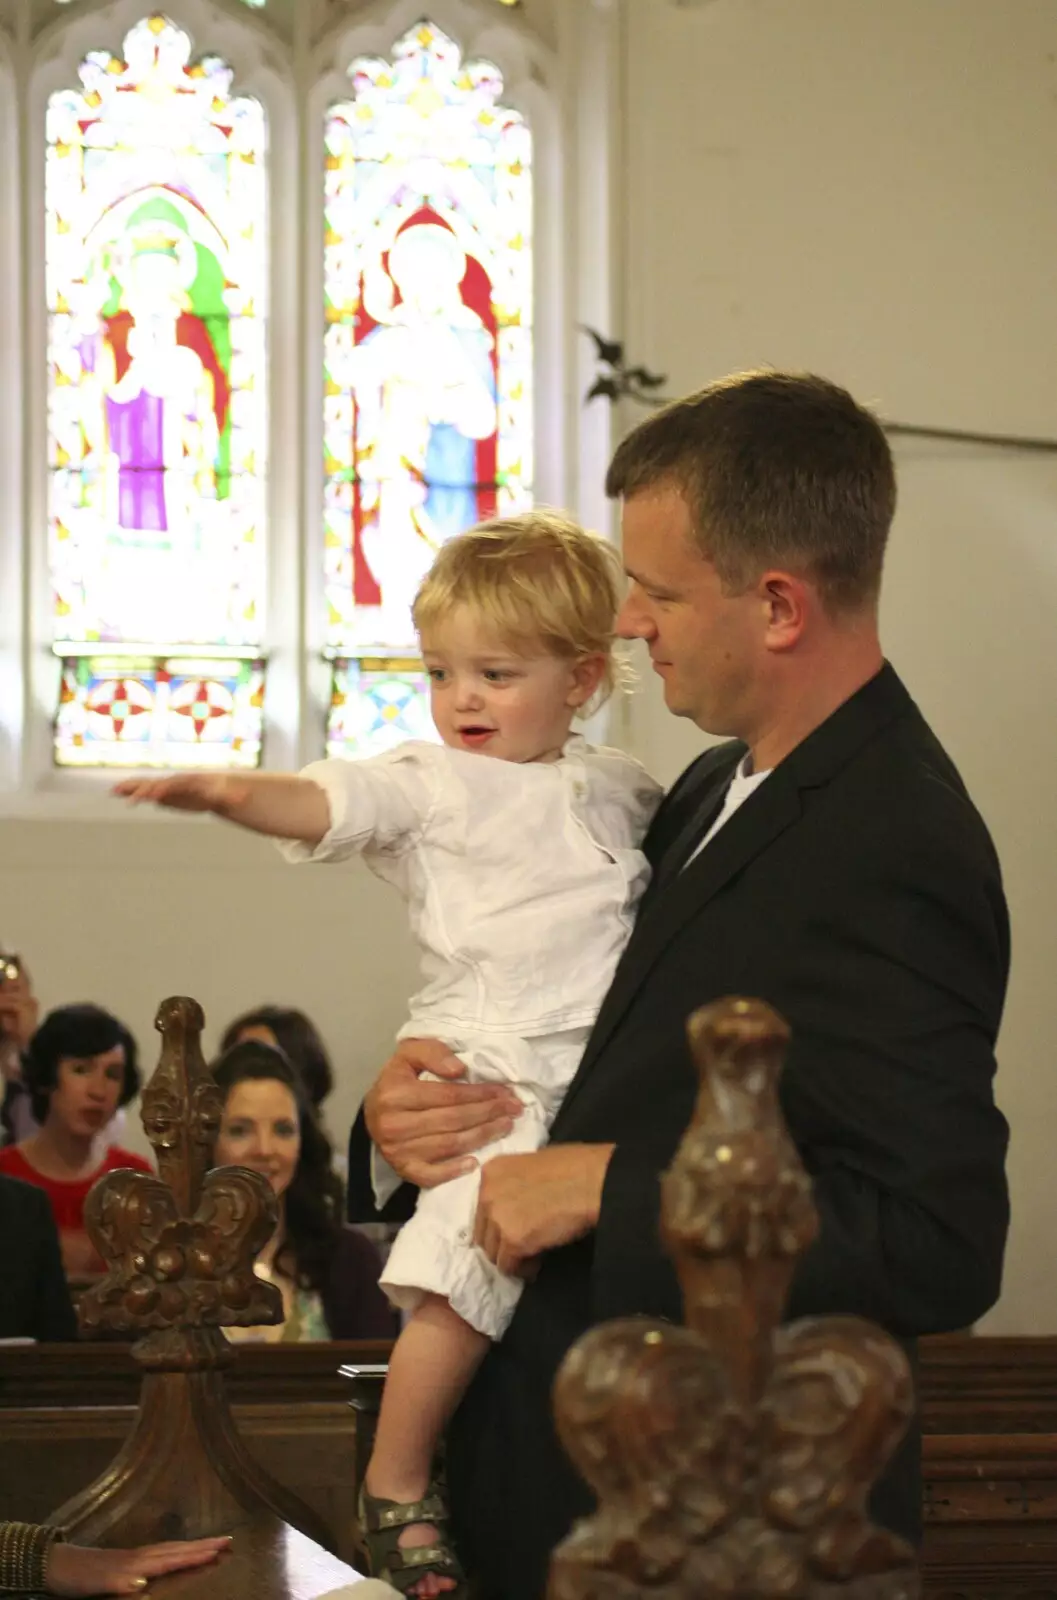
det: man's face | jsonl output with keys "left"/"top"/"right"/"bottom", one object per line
{"left": 617, "top": 484, "right": 763, "bottom": 737}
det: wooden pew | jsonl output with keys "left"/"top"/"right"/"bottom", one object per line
{"left": 919, "top": 1332, "right": 1057, "bottom": 1597}
{"left": 5, "top": 1334, "right": 1057, "bottom": 1595}
{"left": 0, "top": 1339, "right": 390, "bottom": 1569}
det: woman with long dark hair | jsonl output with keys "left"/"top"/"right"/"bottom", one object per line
{"left": 0, "top": 1005, "right": 151, "bottom": 1277}
{"left": 211, "top": 1038, "right": 394, "bottom": 1341}
{"left": 218, "top": 1006, "right": 334, "bottom": 1111}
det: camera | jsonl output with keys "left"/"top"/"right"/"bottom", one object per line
{"left": 0, "top": 954, "right": 22, "bottom": 985}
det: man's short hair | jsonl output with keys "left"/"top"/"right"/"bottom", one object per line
{"left": 605, "top": 370, "right": 896, "bottom": 613}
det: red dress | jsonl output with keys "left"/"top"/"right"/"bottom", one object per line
{"left": 0, "top": 1143, "right": 152, "bottom": 1233}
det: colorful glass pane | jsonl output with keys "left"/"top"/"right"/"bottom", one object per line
{"left": 54, "top": 656, "right": 265, "bottom": 769}
{"left": 326, "top": 659, "right": 439, "bottom": 760}
{"left": 323, "top": 19, "right": 533, "bottom": 698}
{"left": 46, "top": 15, "right": 267, "bottom": 663}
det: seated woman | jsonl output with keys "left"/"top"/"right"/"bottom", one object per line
{"left": 219, "top": 1005, "right": 334, "bottom": 1114}
{"left": 211, "top": 1039, "right": 395, "bottom": 1342}
{"left": 0, "top": 1005, "right": 150, "bottom": 1278}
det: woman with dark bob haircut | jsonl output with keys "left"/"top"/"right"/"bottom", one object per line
{"left": 211, "top": 1038, "right": 394, "bottom": 1342}
{"left": 218, "top": 1005, "right": 334, "bottom": 1110}
{"left": 0, "top": 1004, "right": 151, "bottom": 1278}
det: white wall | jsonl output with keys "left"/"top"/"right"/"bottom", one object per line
{"left": 0, "top": 814, "right": 418, "bottom": 1159}
{"left": 619, "top": 0, "right": 1057, "bottom": 1331}
{"left": 2, "top": 0, "right": 1054, "bottom": 1328}
{"left": 885, "top": 448, "right": 1057, "bottom": 1331}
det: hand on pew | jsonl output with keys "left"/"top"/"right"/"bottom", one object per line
{"left": 45, "top": 1534, "right": 232, "bottom": 1596}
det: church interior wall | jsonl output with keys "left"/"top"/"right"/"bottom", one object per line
{"left": 1, "top": 0, "right": 1053, "bottom": 1332}
{"left": 616, "top": 0, "right": 1057, "bottom": 1335}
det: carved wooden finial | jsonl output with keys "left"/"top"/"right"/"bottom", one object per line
{"left": 79, "top": 996, "right": 281, "bottom": 1339}
{"left": 53, "top": 997, "right": 329, "bottom": 1550}
{"left": 553, "top": 1320, "right": 746, "bottom": 1592}
{"left": 662, "top": 998, "right": 819, "bottom": 1411}
{"left": 141, "top": 996, "right": 219, "bottom": 1212}
{"left": 550, "top": 996, "right": 919, "bottom": 1600}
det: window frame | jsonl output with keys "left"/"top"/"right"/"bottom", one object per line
{"left": 310, "top": 3, "right": 560, "bottom": 758}
{"left": 1, "top": 0, "right": 621, "bottom": 814}
{"left": 20, "top": 0, "right": 297, "bottom": 806}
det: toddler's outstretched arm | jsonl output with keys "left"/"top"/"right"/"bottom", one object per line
{"left": 113, "top": 771, "right": 330, "bottom": 846}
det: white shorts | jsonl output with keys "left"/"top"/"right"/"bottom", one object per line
{"left": 379, "top": 1027, "right": 589, "bottom": 1340}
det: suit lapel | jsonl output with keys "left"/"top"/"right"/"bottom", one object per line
{"left": 555, "top": 663, "right": 915, "bottom": 1125}
{"left": 558, "top": 770, "right": 802, "bottom": 1116}
{"left": 637, "top": 742, "right": 743, "bottom": 911}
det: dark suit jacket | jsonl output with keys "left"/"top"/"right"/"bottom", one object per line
{"left": 0, "top": 1174, "right": 78, "bottom": 1341}
{"left": 349, "top": 665, "right": 1011, "bottom": 1600}
{"left": 320, "top": 1226, "right": 399, "bottom": 1340}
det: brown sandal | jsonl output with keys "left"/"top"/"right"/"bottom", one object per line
{"left": 357, "top": 1483, "right": 467, "bottom": 1597}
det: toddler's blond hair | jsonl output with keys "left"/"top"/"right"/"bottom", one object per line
{"left": 412, "top": 510, "right": 624, "bottom": 704}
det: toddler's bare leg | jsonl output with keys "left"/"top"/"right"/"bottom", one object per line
{"left": 364, "top": 1294, "right": 488, "bottom": 1598}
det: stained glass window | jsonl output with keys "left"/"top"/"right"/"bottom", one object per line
{"left": 46, "top": 14, "right": 268, "bottom": 769}
{"left": 55, "top": 657, "right": 265, "bottom": 768}
{"left": 323, "top": 20, "right": 533, "bottom": 758}
{"left": 326, "top": 658, "right": 436, "bottom": 760}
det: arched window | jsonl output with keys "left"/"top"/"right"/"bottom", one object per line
{"left": 3, "top": 0, "right": 611, "bottom": 802}
{"left": 46, "top": 14, "right": 268, "bottom": 769}
{"left": 322, "top": 19, "right": 533, "bottom": 759}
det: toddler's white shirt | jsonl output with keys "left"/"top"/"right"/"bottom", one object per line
{"left": 280, "top": 736, "right": 663, "bottom": 1039}
{"left": 279, "top": 735, "right": 663, "bottom": 1338}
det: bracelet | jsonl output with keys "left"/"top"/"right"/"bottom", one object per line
{"left": 0, "top": 1522, "right": 62, "bottom": 1593}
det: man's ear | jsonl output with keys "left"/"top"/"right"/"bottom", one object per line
{"left": 567, "top": 653, "right": 608, "bottom": 707}
{"left": 757, "top": 572, "right": 810, "bottom": 653}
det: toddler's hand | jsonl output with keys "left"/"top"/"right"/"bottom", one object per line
{"left": 112, "top": 773, "right": 234, "bottom": 812}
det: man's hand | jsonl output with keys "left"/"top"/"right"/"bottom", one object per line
{"left": 473, "top": 1144, "right": 616, "bottom": 1277}
{"left": 365, "top": 1039, "right": 524, "bottom": 1188}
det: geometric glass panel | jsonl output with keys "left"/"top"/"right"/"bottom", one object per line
{"left": 323, "top": 18, "right": 533, "bottom": 708}
{"left": 45, "top": 14, "right": 267, "bottom": 715}
{"left": 326, "top": 658, "right": 440, "bottom": 761}
{"left": 54, "top": 656, "right": 265, "bottom": 769}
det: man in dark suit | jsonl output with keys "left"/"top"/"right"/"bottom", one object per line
{"left": 349, "top": 371, "right": 1010, "bottom": 1600}
{"left": 0, "top": 1174, "right": 78, "bottom": 1341}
